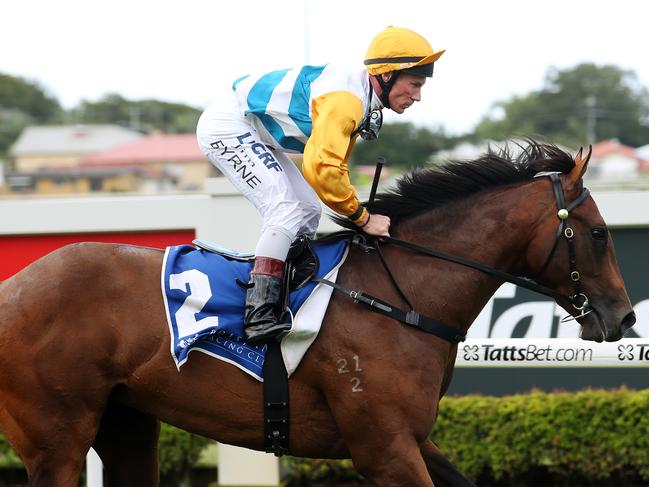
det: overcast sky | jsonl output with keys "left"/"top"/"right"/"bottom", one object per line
{"left": 2, "top": 0, "right": 648, "bottom": 134}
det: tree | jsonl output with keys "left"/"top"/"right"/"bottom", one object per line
{"left": 0, "top": 73, "right": 62, "bottom": 157}
{"left": 70, "top": 94, "right": 202, "bottom": 133}
{"left": 0, "top": 109, "right": 30, "bottom": 159}
{"left": 0, "top": 73, "right": 61, "bottom": 122}
{"left": 350, "top": 122, "right": 459, "bottom": 170}
{"left": 474, "top": 63, "right": 649, "bottom": 147}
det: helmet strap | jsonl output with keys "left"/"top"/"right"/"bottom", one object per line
{"left": 374, "top": 73, "right": 399, "bottom": 110}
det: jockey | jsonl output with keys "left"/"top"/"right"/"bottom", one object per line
{"left": 196, "top": 26, "right": 444, "bottom": 345}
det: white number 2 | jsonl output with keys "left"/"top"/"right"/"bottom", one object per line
{"left": 169, "top": 269, "right": 219, "bottom": 338}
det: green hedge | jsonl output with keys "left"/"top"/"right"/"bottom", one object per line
{"left": 284, "top": 388, "right": 649, "bottom": 485}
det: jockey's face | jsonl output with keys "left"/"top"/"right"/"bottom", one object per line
{"left": 384, "top": 72, "right": 427, "bottom": 114}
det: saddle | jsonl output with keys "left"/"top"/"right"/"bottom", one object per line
{"left": 192, "top": 235, "right": 319, "bottom": 291}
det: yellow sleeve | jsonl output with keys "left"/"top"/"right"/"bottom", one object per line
{"left": 302, "top": 91, "right": 368, "bottom": 223}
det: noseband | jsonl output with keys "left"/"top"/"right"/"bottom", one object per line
{"left": 533, "top": 171, "right": 592, "bottom": 321}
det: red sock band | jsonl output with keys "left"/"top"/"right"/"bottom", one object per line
{"left": 252, "top": 257, "right": 285, "bottom": 279}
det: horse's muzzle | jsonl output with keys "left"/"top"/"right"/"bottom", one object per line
{"left": 579, "top": 304, "right": 635, "bottom": 343}
{"left": 620, "top": 310, "right": 637, "bottom": 337}
{"left": 603, "top": 309, "right": 636, "bottom": 342}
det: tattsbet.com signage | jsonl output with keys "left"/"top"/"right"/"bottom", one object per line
{"left": 457, "top": 339, "right": 649, "bottom": 367}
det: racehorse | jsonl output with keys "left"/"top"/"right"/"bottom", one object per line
{"left": 0, "top": 141, "right": 635, "bottom": 486}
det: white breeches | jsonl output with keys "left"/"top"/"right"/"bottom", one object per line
{"left": 196, "top": 95, "right": 322, "bottom": 261}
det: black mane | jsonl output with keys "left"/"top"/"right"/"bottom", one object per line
{"left": 345, "top": 140, "right": 575, "bottom": 229}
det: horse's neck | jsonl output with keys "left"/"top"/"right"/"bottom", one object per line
{"left": 393, "top": 184, "right": 546, "bottom": 334}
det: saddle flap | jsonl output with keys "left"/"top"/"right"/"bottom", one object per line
{"left": 192, "top": 239, "right": 254, "bottom": 262}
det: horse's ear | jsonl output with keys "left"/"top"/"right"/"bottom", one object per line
{"left": 568, "top": 145, "right": 592, "bottom": 185}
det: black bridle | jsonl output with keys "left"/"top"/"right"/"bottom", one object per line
{"left": 379, "top": 171, "right": 593, "bottom": 316}
{"left": 532, "top": 171, "right": 592, "bottom": 320}
{"left": 317, "top": 171, "right": 594, "bottom": 343}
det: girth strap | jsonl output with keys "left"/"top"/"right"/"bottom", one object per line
{"left": 315, "top": 277, "right": 466, "bottom": 344}
{"left": 262, "top": 263, "right": 294, "bottom": 457}
{"left": 263, "top": 340, "right": 290, "bottom": 456}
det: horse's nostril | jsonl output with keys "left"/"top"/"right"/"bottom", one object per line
{"left": 621, "top": 311, "right": 636, "bottom": 332}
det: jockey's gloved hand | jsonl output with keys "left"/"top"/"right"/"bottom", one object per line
{"left": 358, "top": 212, "right": 391, "bottom": 237}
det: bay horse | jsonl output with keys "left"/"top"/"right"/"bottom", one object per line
{"left": 0, "top": 142, "right": 635, "bottom": 486}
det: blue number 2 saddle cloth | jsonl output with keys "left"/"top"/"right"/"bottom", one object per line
{"left": 161, "top": 239, "right": 348, "bottom": 381}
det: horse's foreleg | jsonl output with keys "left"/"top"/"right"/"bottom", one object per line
{"left": 346, "top": 436, "right": 435, "bottom": 486}
{"left": 421, "top": 439, "right": 476, "bottom": 487}
{"left": 93, "top": 402, "right": 160, "bottom": 487}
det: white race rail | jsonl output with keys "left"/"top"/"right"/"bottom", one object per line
{"left": 456, "top": 338, "right": 649, "bottom": 367}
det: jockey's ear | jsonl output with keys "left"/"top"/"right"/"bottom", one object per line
{"left": 567, "top": 145, "right": 592, "bottom": 187}
{"left": 381, "top": 71, "right": 395, "bottom": 83}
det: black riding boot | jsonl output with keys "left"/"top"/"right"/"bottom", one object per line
{"left": 244, "top": 257, "right": 291, "bottom": 345}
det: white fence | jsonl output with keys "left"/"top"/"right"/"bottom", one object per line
{"left": 456, "top": 338, "right": 649, "bottom": 367}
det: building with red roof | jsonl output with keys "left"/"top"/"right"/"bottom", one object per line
{"left": 80, "top": 133, "right": 218, "bottom": 190}
{"left": 587, "top": 139, "right": 647, "bottom": 183}
{"left": 636, "top": 143, "right": 649, "bottom": 170}
{"left": 11, "top": 124, "right": 143, "bottom": 172}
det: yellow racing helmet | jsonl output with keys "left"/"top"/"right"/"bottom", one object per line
{"left": 364, "top": 26, "right": 445, "bottom": 77}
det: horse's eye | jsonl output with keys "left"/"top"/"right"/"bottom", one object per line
{"left": 591, "top": 227, "right": 608, "bottom": 241}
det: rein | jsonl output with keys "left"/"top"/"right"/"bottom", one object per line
{"left": 380, "top": 172, "right": 592, "bottom": 310}
{"left": 318, "top": 171, "right": 593, "bottom": 344}
{"left": 381, "top": 236, "right": 570, "bottom": 303}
